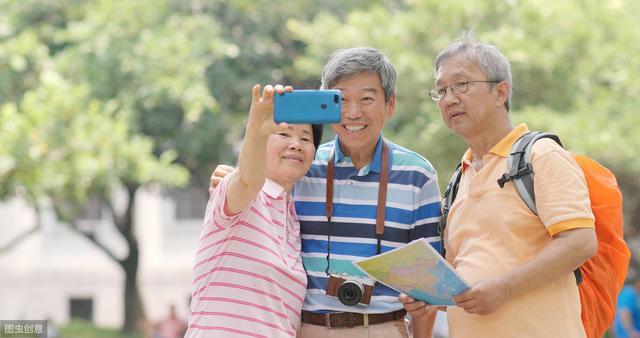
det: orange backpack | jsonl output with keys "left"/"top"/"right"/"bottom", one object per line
{"left": 440, "top": 131, "right": 630, "bottom": 338}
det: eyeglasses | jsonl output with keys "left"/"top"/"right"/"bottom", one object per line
{"left": 428, "top": 80, "right": 500, "bottom": 102}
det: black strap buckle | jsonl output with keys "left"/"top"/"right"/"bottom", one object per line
{"left": 496, "top": 173, "right": 512, "bottom": 188}
{"left": 497, "top": 163, "right": 533, "bottom": 188}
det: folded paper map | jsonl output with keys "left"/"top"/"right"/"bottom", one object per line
{"left": 354, "top": 238, "right": 470, "bottom": 306}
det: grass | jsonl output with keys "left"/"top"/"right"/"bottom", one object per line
{"left": 57, "top": 320, "right": 142, "bottom": 338}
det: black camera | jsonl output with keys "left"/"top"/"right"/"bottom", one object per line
{"left": 326, "top": 274, "right": 375, "bottom": 306}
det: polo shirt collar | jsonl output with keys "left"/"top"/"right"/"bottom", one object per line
{"left": 490, "top": 123, "right": 530, "bottom": 157}
{"left": 461, "top": 123, "right": 529, "bottom": 169}
{"left": 262, "top": 179, "right": 286, "bottom": 199}
{"left": 333, "top": 134, "right": 390, "bottom": 174}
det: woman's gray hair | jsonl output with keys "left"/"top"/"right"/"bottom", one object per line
{"left": 435, "top": 32, "right": 513, "bottom": 111}
{"left": 320, "top": 47, "right": 397, "bottom": 102}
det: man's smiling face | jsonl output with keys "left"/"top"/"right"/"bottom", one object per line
{"left": 330, "top": 71, "right": 395, "bottom": 158}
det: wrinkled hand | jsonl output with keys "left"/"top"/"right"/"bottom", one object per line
{"left": 399, "top": 293, "right": 440, "bottom": 320}
{"left": 210, "top": 164, "right": 235, "bottom": 191}
{"left": 453, "top": 278, "right": 510, "bottom": 315}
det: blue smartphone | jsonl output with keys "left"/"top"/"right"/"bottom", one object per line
{"left": 274, "top": 90, "right": 341, "bottom": 124}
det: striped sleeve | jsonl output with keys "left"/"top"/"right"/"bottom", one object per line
{"left": 411, "top": 173, "right": 442, "bottom": 245}
{"left": 389, "top": 144, "right": 442, "bottom": 247}
{"left": 207, "top": 173, "right": 246, "bottom": 229}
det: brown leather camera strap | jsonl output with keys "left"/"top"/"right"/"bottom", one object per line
{"left": 325, "top": 141, "right": 389, "bottom": 239}
{"left": 376, "top": 143, "right": 389, "bottom": 236}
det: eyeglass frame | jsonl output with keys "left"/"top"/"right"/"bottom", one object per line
{"left": 428, "top": 80, "right": 501, "bottom": 102}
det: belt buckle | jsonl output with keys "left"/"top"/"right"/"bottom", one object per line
{"left": 325, "top": 313, "right": 332, "bottom": 328}
{"left": 324, "top": 312, "right": 368, "bottom": 328}
{"left": 325, "top": 312, "right": 349, "bottom": 328}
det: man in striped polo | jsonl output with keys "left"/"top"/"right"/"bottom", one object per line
{"left": 211, "top": 47, "right": 442, "bottom": 337}
{"left": 293, "top": 47, "right": 441, "bottom": 338}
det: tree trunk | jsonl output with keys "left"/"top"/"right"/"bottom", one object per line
{"left": 117, "top": 183, "right": 145, "bottom": 334}
{"left": 122, "top": 241, "right": 141, "bottom": 334}
{"left": 52, "top": 185, "right": 147, "bottom": 334}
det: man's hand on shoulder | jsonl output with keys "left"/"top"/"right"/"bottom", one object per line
{"left": 210, "top": 164, "right": 236, "bottom": 192}
{"left": 453, "top": 278, "right": 511, "bottom": 315}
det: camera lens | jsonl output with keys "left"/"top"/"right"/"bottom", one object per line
{"left": 334, "top": 94, "right": 339, "bottom": 104}
{"left": 337, "top": 280, "right": 364, "bottom": 306}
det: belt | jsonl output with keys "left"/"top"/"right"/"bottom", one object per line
{"left": 301, "top": 309, "right": 407, "bottom": 328}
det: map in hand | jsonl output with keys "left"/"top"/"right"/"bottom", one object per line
{"left": 354, "top": 238, "right": 470, "bottom": 306}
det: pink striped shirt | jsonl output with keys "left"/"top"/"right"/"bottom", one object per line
{"left": 186, "top": 175, "right": 307, "bottom": 338}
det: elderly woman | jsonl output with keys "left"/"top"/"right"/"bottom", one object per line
{"left": 186, "top": 84, "right": 322, "bottom": 338}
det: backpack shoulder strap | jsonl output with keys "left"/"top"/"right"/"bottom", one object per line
{"left": 497, "top": 131, "right": 583, "bottom": 283}
{"left": 438, "top": 162, "right": 463, "bottom": 256}
{"left": 497, "top": 131, "right": 562, "bottom": 215}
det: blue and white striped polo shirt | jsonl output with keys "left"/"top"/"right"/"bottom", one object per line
{"left": 293, "top": 135, "right": 442, "bottom": 314}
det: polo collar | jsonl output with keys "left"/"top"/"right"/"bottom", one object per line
{"left": 262, "top": 179, "right": 286, "bottom": 199}
{"left": 333, "top": 134, "right": 390, "bottom": 173}
{"left": 461, "top": 123, "right": 529, "bottom": 169}
{"left": 490, "top": 123, "right": 530, "bottom": 157}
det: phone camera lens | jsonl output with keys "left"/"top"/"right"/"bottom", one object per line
{"left": 334, "top": 94, "right": 339, "bottom": 104}
{"left": 320, "top": 103, "right": 327, "bottom": 109}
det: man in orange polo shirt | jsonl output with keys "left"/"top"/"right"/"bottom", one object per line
{"left": 403, "top": 32, "right": 597, "bottom": 337}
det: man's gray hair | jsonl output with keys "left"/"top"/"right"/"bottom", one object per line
{"left": 435, "top": 32, "right": 513, "bottom": 111}
{"left": 320, "top": 47, "right": 397, "bottom": 102}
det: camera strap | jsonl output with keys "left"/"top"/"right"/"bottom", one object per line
{"left": 325, "top": 141, "right": 389, "bottom": 275}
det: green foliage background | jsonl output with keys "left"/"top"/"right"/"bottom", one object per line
{"left": 1, "top": 0, "right": 639, "bottom": 331}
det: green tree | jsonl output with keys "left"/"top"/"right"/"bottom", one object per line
{"left": 0, "top": 0, "right": 220, "bottom": 332}
{"left": 0, "top": 73, "right": 188, "bottom": 332}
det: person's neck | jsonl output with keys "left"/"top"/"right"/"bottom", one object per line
{"left": 466, "top": 119, "right": 513, "bottom": 169}
{"left": 281, "top": 182, "right": 293, "bottom": 195}
{"left": 341, "top": 141, "right": 377, "bottom": 170}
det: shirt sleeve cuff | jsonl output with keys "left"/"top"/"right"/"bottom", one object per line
{"left": 208, "top": 173, "right": 243, "bottom": 228}
{"left": 548, "top": 218, "right": 595, "bottom": 236}
{"left": 223, "top": 198, "right": 241, "bottom": 218}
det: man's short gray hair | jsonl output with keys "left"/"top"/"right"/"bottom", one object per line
{"left": 320, "top": 47, "right": 397, "bottom": 102}
{"left": 435, "top": 32, "right": 513, "bottom": 111}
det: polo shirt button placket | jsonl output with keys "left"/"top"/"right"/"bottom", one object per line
{"left": 279, "top": 193, "right": 288, "bottom": 252}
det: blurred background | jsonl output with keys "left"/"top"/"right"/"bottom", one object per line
{"left": 0, "top": 0, "right": 638, "bottom": 337}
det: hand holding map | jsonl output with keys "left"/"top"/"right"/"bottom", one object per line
{"left": 354, "top": 239, "right": 470, "bottom": 306}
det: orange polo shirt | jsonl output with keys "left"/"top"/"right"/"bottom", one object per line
{"left": 445, "top": 124, "right": 594, "bottom": 338}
